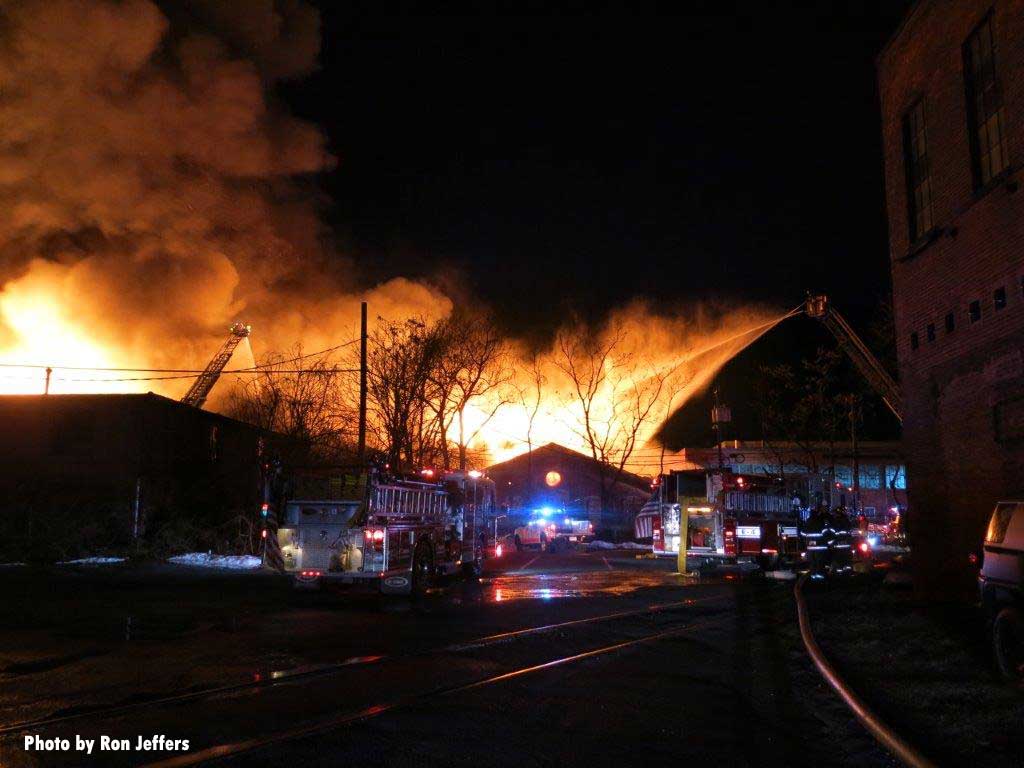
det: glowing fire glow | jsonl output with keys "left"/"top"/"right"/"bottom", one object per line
{"left": 0, "top": 268, "right": 137, "bottom": 395}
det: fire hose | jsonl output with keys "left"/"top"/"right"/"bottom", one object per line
{"left": 794, "top": 573, "right": 936, "bottom": 768}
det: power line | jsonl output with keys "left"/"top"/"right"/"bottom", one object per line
{"left": 0, "top": 337, "right": 360, "bottom": 374}
{"left": 55, "top": 368, "right": 360, "bottom": 383}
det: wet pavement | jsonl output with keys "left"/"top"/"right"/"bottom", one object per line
{"left": 0, "top": 549, "right": 895, "bottom": 767}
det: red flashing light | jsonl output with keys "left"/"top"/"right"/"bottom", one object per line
{"left": 858, "top": 541, "right": 869, "bottom": 554}
{"left": 373, "top": 529, "right": 385, "bottom": 542}
{"left": 261, "top": 529, "right": 268, "bottom": 539}
{"left": 495, "top": 544, "right": 503, "bottom": 558}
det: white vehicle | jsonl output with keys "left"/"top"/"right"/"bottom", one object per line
{"left": 277, "top": 469, "right": 494, "bottom": 595}
{"left": 513, "top": 506, "right": 593, "bottom": 553}
{"left": 980, "top": 500, "right": 1024, "bottom": 680}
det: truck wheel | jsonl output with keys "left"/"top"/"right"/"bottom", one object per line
{"left": 993, "top": 607, "right": 1024, "bottom": 682}
{"left": 515, "top": 535, "right": 523, "bottom": 552}
{"left": 411, "top": 543, "right": 433, "bottom": 597}
{"left": 539, "top": 533, "right": 548, "bottom": 551}
{"left": 547, "top": 537, "right": 562, "bottom": 554}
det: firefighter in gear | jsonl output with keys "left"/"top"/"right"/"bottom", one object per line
{"left": 800, "top": 504, "right": 829, "bottom": 578}
{"left": 831, "top": 506, "right": 853, "bottom": 574}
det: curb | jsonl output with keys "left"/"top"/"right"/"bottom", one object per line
{"left": 794, "top": 573, "right": 937, "bottom": 768}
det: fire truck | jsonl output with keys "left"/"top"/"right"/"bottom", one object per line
{"left": 513, "top": 506, "right": 594, "bottom": 553}
{"left": 277, "top": 468, "right": 496, "bottom": 595}
{"left": 635, "top": 470, "right": 802, "bottom": 569}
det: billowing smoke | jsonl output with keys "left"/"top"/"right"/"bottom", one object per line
{"left": 0, "top": 0, "right": 450, "bottom": 392}
{"left": 0, "top": 1, "right": 782, "bottom": 468}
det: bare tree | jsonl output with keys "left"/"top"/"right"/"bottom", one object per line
{"left": 424, "top": 310, "right": 512, "bottom": 470}
{"left": 224, "top": 348, "right": 356, "bottom": 465}
{"left": 516, "top": 353, "right": 546, "bottom": 497}
{"left": 554, "top": 320, "right": 671, "bottom": 519}
{"left": 365, "top": 318, "right": 441, "bottom": 472}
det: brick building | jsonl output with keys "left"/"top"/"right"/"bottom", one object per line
{"left": 878, "top": 0, "right": 1024, "bottom": 588}
{"left": 486, "top": 443, "right": 653, "bottom": 536}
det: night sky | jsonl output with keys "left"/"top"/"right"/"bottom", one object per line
{"left": 286, "top": 2, "right": 914, "bottom": 444}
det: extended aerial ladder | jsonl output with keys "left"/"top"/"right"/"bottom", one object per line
{"left": 805, "top": 295, "right": 901, "bottom": 423}
{"left": 181, "top": 322, "right": 251, "bottom": 409}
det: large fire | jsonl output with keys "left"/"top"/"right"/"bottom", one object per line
{"left": 0, "top": 0, "right": 787, "bottom": 472}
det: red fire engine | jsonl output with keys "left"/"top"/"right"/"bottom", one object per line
{"left": 635, "top": 470, "right": 803, "bottom": 569}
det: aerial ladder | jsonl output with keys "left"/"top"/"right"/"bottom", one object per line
{"left": 805, "top": 294, "right": 901, "bottom": 423}
{"left": 181, "top": 322, "right": 251, "bottom": 409}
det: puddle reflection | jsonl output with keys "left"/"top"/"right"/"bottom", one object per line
{"left": 482, "top": 571, "right": 691, "bottom": 603}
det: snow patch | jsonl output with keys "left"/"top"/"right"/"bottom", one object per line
{"left": 586, "top": 540, "right": 650, "bottom": 552}
{"left": 168, "top": 553, "right": 263, "bottom": 570}
{"left": 58, "top": 557, "right": 126, "bottom": 565}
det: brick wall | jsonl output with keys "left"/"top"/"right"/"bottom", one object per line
{"left": 878, "top": 0, "right": 1024, "bottom": 589}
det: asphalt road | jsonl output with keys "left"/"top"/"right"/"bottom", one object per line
{"left": 0, "top": 550, "right": 895, "bottom": 768}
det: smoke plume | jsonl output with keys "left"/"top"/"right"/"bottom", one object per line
{"left": 0, "top": 0, "right": 449, "bottom": 388}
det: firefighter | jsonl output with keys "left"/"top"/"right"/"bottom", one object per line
{"left": 800, "top": 504, "right": 829, "bottom": 578}
{"left": 831, "top": 506, "right": 853, "bottom": 574}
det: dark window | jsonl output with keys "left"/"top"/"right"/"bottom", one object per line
{"left": 969, "top": 300, "right": 982, "bottom": 323}
{"left": 902, "top": 99, "right": 933, "bottom": 241}
{"left": 910, "top": 332, "right": 919, "bottom": 350}
{"left": 964, "top": 13, "right": 1010, "bottom": 187}
{"left": 926, "top": 323, "right": 936, "bottom": 342}
{"left": 995, "top": 286, "right": 1007, "bottom": 310}
{"left": 945, "top": 312, "right": 955, "bottom": 333}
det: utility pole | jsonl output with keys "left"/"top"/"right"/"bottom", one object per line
{"left": 44, "top": 367, "right": 52, "bottom": 395}
{"left": 357, "top": 301, "right": 368, "bottom": 464}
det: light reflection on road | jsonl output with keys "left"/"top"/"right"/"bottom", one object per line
{"left": 480, "top": 570, "right": 694, "bottom": 603}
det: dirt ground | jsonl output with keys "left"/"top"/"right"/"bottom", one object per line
{"left": 805, "top": 576, "right": 1024, "bottom": 767}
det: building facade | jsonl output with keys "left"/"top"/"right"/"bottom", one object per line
{"left": 878, "top": 0, "right": 1024, "bottom": 587}
{"left": 486, "top": 443, "right": 653, "bottom": 536}
{"left": 0, "top": 394, "right": 266, "bottom": 559}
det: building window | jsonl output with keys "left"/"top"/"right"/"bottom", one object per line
{"left": 859, "top": 465, "right": 882, "bottom": 490}
{"left": 945, "top": 312, "right": 955, "bottom": 333}
{"left": 885, "top": 465, "right": 907, "bottom": 490}
{"left": 910, "top": 332, "right": 919, "bottom": 350}
{"left": 963, "top": 13, "right": 1010, "bottom": 187}
{"left": 835, "top": 465, "right": 853, "bottom": 487}
{"left": 926, "top": 323, "right": 935, "bottom": 342}
{"left": 902, "top": 99, "right": 933, "bottom": 241}
{"left": 969, "top": 300, "right": 982, "bottom": 323}
{"left": 994, "top": 286, "right": 1007, "bottom": 310}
